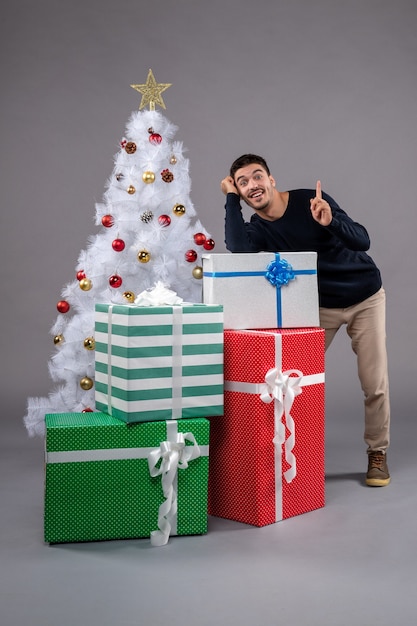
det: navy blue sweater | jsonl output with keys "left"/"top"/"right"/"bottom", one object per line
{"left": 224, "top": 190, "right": 382, "bottom": 308}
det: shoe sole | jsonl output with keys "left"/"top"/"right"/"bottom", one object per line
{"left": 366, "top": 477, "right": 391, "bottom": 487}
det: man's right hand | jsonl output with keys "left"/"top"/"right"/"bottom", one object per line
{"left": 221, "top": 176, "right": 239, "bottom": 196}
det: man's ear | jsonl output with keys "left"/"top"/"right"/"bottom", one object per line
{"left": 270, "top": 176, "right": 276, "bottom": 187}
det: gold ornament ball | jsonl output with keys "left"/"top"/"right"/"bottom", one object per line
{"left": 127, "top": 184, "right": 136, "bottom": 194}
{"left": 53, "top": 334, "right": 64, "bottom": 345}
{"left": 192, "top": 266, "right": 203, "bottom": 280}
{"left": 80, "top": 376, "right": 94, "bottom": 390}
{"left": 142, "top": 171, "right": 155, "bottom": 184}
{"left": 83, "top": 337, "right": 96, "bottom": 350}
{"left": 137, "top": 249, "right": 151, "bottom": 263}
{"left": 170, "top": 155, "right": 177, "bottom": 165}
{"left": 173, "top": 203, "right": 186, "bottom": 216}
{"left": 123, "top": 290, "right": 136, "bottom": 302}
{"left": 79, "top": 277, "right": 93, "bottom": 291}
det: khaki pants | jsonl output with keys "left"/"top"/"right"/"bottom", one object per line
{"left": 319, "top": 287, "right": 390, "bottom": 453}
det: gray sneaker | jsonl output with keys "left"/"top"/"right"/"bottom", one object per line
{"left": 366, "top": 451, "right": 390, "bottom": 486}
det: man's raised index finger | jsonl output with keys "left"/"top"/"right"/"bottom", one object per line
{"left": 316, "top": 180, "right": 322, "bottom": 199}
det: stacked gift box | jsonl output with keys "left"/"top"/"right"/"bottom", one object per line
{"left": 44, "top": 413, "right": 210, "bottom": 545}
{"left": 44, "top": 251, "right": 325, "bottom": 545}
{"left": 202, "top": 252, "right": 326, "bottom": 527}
{"left": 44, "top": 294, "right": 224, "bottom": 546}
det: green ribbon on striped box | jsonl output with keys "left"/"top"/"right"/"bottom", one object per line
{"left": 94, "top": 303, "right": 224, "bottom": 423}
{"left": 44, "top": 413, "right": 210, "bottom": 544}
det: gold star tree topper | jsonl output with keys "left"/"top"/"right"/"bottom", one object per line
{"left": 130, "top": 69, "right": 172, "bottom": 110}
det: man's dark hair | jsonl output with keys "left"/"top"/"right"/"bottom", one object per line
{"left": 230, "top": 154, "right": 271, "bottom": 179}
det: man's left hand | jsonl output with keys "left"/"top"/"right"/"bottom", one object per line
{"left": 310, "top": 180, "right": 332, "bottom": 226}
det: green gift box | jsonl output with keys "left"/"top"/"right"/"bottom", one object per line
{"left": 44, "top": 413, "right": 210, "bottom": 545}
{"left": 94, "top": 303, "right": 224, "bottom": 423}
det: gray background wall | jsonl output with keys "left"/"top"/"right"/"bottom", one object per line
{"left": 1, "top": 0, "right": 415, "bottom": 439}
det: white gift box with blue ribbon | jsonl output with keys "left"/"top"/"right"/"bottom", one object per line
{"left": 202, "top": 252, "right": 320, "bottom": 330}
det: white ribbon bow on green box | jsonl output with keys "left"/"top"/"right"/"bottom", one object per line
{"left": 148, "top": 420, "right": 202, "bottom": 546}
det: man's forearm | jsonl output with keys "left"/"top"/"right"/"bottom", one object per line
{"left": 326, "top": 208, "right": 371, "bottom": 251}
{"left": 224, "top": 194, "right": 258, "bottom": 252}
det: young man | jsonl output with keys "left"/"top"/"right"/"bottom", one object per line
{"left": 221, "top": 154, "right": 390, "bottom": 486}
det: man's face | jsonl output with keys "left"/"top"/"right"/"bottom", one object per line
{"left": 233, "top": 164, "right": 276, "bottom": 212}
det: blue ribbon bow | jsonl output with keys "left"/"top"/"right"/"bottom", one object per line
{"left": 265, "top": 257, "right": 295, "bottom": 287}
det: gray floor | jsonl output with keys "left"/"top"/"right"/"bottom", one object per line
{"left": 1, "top": 391, "right": 416, "bottom": 626}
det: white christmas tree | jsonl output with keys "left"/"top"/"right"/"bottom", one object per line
{"left": 24, "top": 70, "right": 215, "bottom": 437}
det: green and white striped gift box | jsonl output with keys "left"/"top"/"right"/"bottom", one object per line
{"left": 95, "top": 303, "right": 224, "bottom": 423}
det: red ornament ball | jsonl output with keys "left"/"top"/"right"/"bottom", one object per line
{"left": 203, "top": 238, "right": 215, "bottom": 250}
{"left": 101, "top": 214, "right": 114, "bottom": 228}
{"left": 76, "top": 270, "right": 86, "bottom": 281}
{"left": 149, "top": 132, "right": 162, "bottom": 145}
{"left": 158, "top": 214, "right": 171, "bottom": 227}
{"left": 112, "top": 238, "right": 125, "bottom": 252}
{"left": 82, "top": 407, "right": 94, "bottom": 413}
{"left": 193, "top": 232, "right": 206, "bottom": 246}
{"left": 57, "top": 300, "right": 70, "bottom": 313}
{"left": 109, "top": 274, "right": 123, "bottom": 288}
{"left": 185, "top": 249, "right": 198, "bottom": 263}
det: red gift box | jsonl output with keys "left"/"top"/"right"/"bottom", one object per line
{"left": 208, "top": 328, "right": 325, "bottom": 527}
